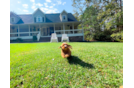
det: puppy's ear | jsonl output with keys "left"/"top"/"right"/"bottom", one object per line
{"left": 67, "top": 45, "right": 72, "bottom": 49}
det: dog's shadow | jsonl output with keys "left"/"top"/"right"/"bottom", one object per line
{"left": 67, "top": 56, "right": 94, "bottom": 69}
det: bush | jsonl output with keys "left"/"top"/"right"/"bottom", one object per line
{"left": 94, "top": 32, "right": 111, "bottom": 41}
{"left": 33, "top": 36, "right": 37, "bottom": 41}
{"left": 84, "top": 31, "right": 94, "bottom": 41}
{"left": 94, "top": 30, "right": 112, "bottom": 41}
{"left": 111, "top": 31, "right": 123, "bottom": 42}
{"left": 16, "top": 38, "right": 23, "bottom": 42}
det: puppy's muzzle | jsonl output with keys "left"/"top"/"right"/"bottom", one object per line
{"left": 64, "top": 45, "right": 67, "bottom": 48}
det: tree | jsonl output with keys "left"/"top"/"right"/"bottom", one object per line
{"left": 81, "top": 6, "right": 101, "bottom": 41}
{"left": 72, "top": 0, "right": 102, "bottom": 41}
{"left": 72, "top": 0, "right": 123, "bottom": 41}
{"left": 97, "top": 0, "right": 123, "bottom": 31}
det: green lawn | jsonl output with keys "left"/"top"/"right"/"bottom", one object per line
{"left": 10, "top": 42, "right": 123, "bottom": 88}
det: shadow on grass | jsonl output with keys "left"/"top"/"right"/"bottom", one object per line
{"left": 67, "top": 56, "right": 94, "bottom": 69}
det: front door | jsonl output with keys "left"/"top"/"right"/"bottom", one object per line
{"left": 49, "top": 27, "right": 54, "bottom": 35}
{"left": 41, "top": 27, "right": 47, "bottom": 36}
{"left": 41, "top": 27, "right": 54, "bottom": 36}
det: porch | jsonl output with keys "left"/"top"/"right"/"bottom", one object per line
{"left": 10, "top": 22, "right": 84, "bottom": 41}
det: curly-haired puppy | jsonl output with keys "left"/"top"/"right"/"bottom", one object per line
{"left": 59, "top": 42, "right": 72, "bottom": 58}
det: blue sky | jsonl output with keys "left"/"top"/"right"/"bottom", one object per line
{"left": 10, "top": 0, "right": 74, "bottom": 14}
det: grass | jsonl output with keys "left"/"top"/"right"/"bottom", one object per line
{"left": 10, "top": 42, "right": 123, "bottom": 88}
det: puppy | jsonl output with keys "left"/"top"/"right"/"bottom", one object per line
{"left": 59, "top": 42, "right": 72, "bottom": 58}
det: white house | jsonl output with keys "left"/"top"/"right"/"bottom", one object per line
{"left": 10, "top": 8, "right": 84, "bottom": 42}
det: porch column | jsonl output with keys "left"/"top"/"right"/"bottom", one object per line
{"left": 29, "top": 25, "right": 30, "bottom": 36}
{"left": 39, "top": 25, "right": 40, "bottom": 31}
{"left": 54, "top": 24, "right": 55, "bottom": 33}
{"left": 63, "top": 23, "right": 65, "bottom": 34}
{"left": 18, "top": 26, "right": 20, "bottom": 37}
{"left": 39, "top": 24, "right": 41, "bottom": 33}
{"left": 72, "top": 23, "right": 74, "bottom": 34}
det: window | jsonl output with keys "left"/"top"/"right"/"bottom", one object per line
{"left": 63, "top": 15, "right": 66, "bottom": 20}
{"left": 11, "top": 17, "right": 14, "bottom": 22}
{"left": 10, "top": 26, "right": 18, "bottom": 33}
{"left": 37, "top": 16, "right": 42, "bottom": 22}
{"left": 38, "top": 17, "right": 40, "bottom": 22}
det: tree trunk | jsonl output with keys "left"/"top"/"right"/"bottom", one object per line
{"left": 120, "top": 0, "right": 122, "bottom": 8}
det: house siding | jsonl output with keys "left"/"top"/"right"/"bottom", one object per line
{"left": 10, "top": 15, "right": 20, "bottom": 24}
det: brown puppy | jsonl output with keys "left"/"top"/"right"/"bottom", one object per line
{"left": 59, "top": 42, "right": 72, "bottom": 58}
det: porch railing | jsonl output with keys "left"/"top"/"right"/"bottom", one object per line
{"left": 10, "top": 29, "right": 84, "bottom": 39}
{"left": 37, "top": 31, "right": 41, "bottom": 41}
{"left": 10, "top": 31, "right": 39, "bottom": 37}
{"left": 55, "top": 29, "right": 83, "bottom": 34}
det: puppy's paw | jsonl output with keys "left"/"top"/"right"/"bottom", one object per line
{"left": 62, "top": 56, "right": 65, "bottom": 58}
{"left": 65, "top": 54, "right": 69, "bottom": 58}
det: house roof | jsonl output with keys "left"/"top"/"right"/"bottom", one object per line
{"left": 33, "top": 8, "right": 45, "bottom": 15}
{"left": 10, "top": 12, "right": 21, "bottom": 19}
{"left": 10, "top": 13, "right": 79, "bottom": 25}
{"left": 60, "top": 10, "right": 68, "bottom": 15}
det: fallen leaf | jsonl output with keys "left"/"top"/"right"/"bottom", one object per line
{"left": 45, "top": 77, "right": 48, "bottom": 79}
{"left": 98, "top": 70, "right": 101, "bottom": 72}
{"left": 119, "top": 86, "right": 123, "bottom": 88}
{"left": 90, "top": 80, "right": 92, "bottom": 85}
{"left": 120, "top": 69, "right": 123, "bottom": 73}
{"left": 15, "top": 85, "right": 18, "bottom": 87}
{"left": 21, "top": 85, "right": 24, "bottom": 87}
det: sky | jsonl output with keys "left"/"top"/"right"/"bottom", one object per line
{"left": 10, "top": 0, "right": 75, "bottom": 14}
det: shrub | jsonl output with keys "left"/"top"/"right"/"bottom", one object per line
{"left": 94, "top": 30, "right": 112, "bottom": 41}
{"left": 33, "top": 36, "right": 37, "bottom": 41}
{"left": 84, "top": 31, "right": 94, "bottom": 41}
{"left": 16, "top": 38, "right": 23, "bottom": 42}
{"left": 94, "top": 32, "right": 104, "bottom": 40}
{"left": 111, "top": 31, "right": 123, "bottom": 42}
